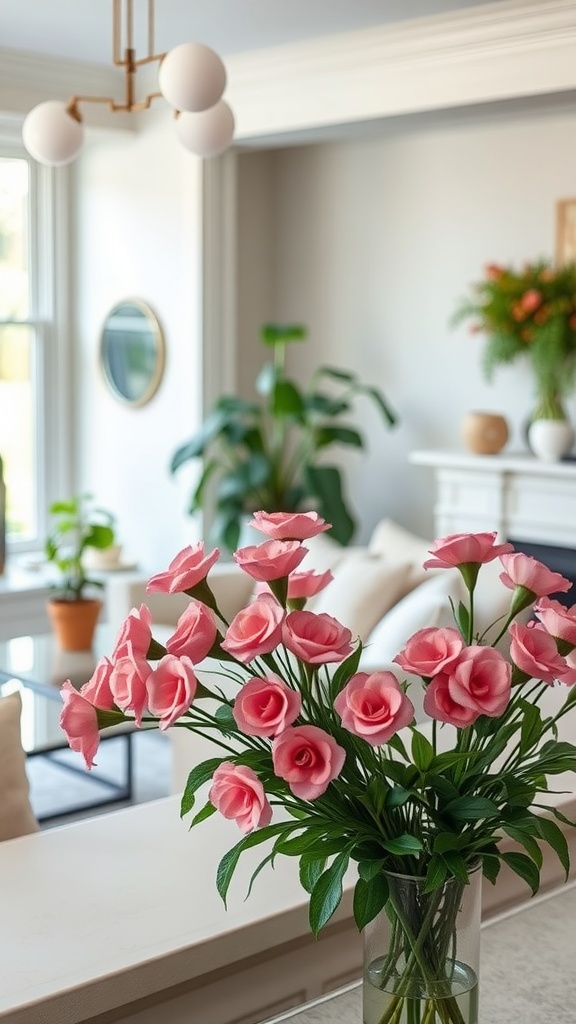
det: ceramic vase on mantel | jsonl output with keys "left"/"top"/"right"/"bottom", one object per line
{"left": 362, "top": 868, "right": 481, "bottom": 1024}
{"left": 528, "top": 418, "right": 575, "bottom": 462}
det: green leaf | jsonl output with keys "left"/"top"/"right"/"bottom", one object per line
{"left": 382, "top": 834, "right": 424, "bottom": 856}
{"left": 314, "top": 425, "right": 364, "bottom": 450}
{"left": 535, "top": 816, "right": 571, "bottom": 879}
{"left": 191, "top": 801, "right": 217, "bottom": 827}
{"left": 385, "top": 786, "right": 412, "bottom": 809}
{"left": 260, "top": 323, "right": 307, "bottom": 346}
{"left": 481, "top": 854, "right": 501, "bottom": 885}
{"left": 215, "top": 704, "right": 236, "bottom": 731}
{"left": 271, "top": 380, "right": 305, "bottom": 418}
{"left": 501, "top": 851, "right": 541, "bottom": 896}
{"left": 445, "top": 796, "right": 500, "bottom": 821}
{"left": 216, "top": 823, "right": 294, "bottom": 907}
{"left": 309, "top": 852, "right": 350, "bottom": 936}
{"left": 170, "top": 409, "right": 226, "bottom": 470}
{"left": 180, "top": 757, "right": 224, "bottom": 818}
{"left": 357, "top": 859, "right": 387, "bottom": 881}
{"left": 519, "top": 701, "right": 543, "bottom": 755}
{"left": 302, "top": 464, "right": 355, "bottom": 546}
{"left": 433, "top": 832, "right": 468, "bottom": 854}
{"left": 299, "top": 855, "right": 326, "bottom": 894}
{"left": 411, "top": 730, "right": 434, "bottom": 773}
{"left": 353, "top": 873, "right": 390, "bottom": 931}
{"left": 423, "top": 855, "right": 448, "bottom": 893}
{"left": 330, "top": 642, "right": 363, "bottom": 700}
{"left": 352, "top": 382, "right": 397, "bottom": 427}
{"left": 502, "top": 826, "right": 543, "bottom": 869}
{"left": 441, "top": 851, "right": 470, "bottom": 884}
{"left": 454, "top": 600, "right": 470, "bottom": 638}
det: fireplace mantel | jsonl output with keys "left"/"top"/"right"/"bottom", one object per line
{"left": 409, "top": 450, "right": 576, "bottom": 549}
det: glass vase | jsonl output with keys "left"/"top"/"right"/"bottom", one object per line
{"left": 362, "top": 868, "right": 481, "bottom": 1024}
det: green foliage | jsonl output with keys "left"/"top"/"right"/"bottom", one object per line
{"left": 452, "top": 259, "right": 576, "bottom": 416}
{"left": 44, "top": 493, "right": 116, "bottom": 601}
{"left": 170, "top": 324, "right": 397, "bottom": 550}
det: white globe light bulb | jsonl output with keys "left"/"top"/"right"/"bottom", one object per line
{"left": 159, "top": 43, "right": 226, "bottom": 113}
{"left": 22, "top": 101, "right": 84, "bottom": 167}
{"left": 175, "top": 101, "right": 235, "bottom": 158}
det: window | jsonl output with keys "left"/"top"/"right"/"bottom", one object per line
{"left": 0, "top": 125, "right": 70, "bottom": 553}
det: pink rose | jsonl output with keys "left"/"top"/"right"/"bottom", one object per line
{"left": 520, "top": 289, "right": 542, "bottom": 313}
{"left": 234, "top": 539, "right": 307, "bottom": 582}
{"left": 534, "top": 598, "right": 576, "bottom": 646}
{"left": 146, "top": 654, "right": 197, "bottom": 729}
{"left": 423, "top": 675, "right": 479, "bottom": 728}
{"left": 509, "top": 622, "right": 568, "bottom": 684}
{"left": 559, "top": 649, "right": 576, "bottom": 686}
{"left": 287, "top": 569, "right": 333, "bottom": 601}
{"left": 499, "top": 552, "right": 572, "bottom": 598}
{"left": 221, "top": 597, "right": 284, "bottom": 662}
{"left": 59, "top": 681, "right": 101, "bottom": 768}
{"left": 334, "top": 671, "right": 414, "bottom": 745}
{"left": 248, "top": 511, "right": 331, "bottom": 541}
{"left": 112, "top": 604, "right": 152, "bottom": 660}
{"left": 423, "top": 532, "right": 513, "bottom": 570}
{"left": 282, "top": 610, "right": 353, "bottom": 664}
{"left": 109, "top": 642, "right": 152, "bottom": 726}
{"left": 233, "top": 675, "right": 301, "bottom": 737}
{"left": 166, "top": 599, "right": 217, "bottom": 663}
{"left": 209, "top": 762, "right": 272, "bottom": 834}
{"left": 80, "top": 657, "right": 115, "bottom": 709}
{"left": 424, "top": 646, "right": 511, "bottom": 727}
{"left": 272, "top": 725, "right": 346, "bottom": 800}
{"left": 147, "top": 542, "right": 220, "bottom": 594}
{"left": 394, "top": 627, "right": 464, "bottom": 678}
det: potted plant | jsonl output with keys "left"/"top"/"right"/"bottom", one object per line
{"left": 45, "top": 493, "right": 117, "bottom": 651}
{"left": 170, "top": 324, "right": 397, "bottom": 551}
{"left": 452, "top": 258, "right": 576, "bottom": 457}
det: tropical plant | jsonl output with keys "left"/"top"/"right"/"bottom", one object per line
{"left": 170, "top": 324, "right": 397, "bottom": 550}
{"left": 45, "top": 493, "right": 116, "bottom": 600}
{"left": 452, "top": 258, "right": 576, "bottom": 419}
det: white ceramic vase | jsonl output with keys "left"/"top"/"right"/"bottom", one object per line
{"left": 528, "top": 418, "right": 575, "bottom": 462}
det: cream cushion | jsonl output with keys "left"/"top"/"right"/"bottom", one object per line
{"left": 308, "top": 552, "right": 412, "bottom": 641}
{"left": 361, "top": 569, "right": 462, "bottom": 669}
{"left": 0, "top": 691, "right": 39, "bottom": 841}
{"left": 368, "top": 518, "right": 433, "bottom": 593}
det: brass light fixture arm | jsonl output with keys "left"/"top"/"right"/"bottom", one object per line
{"left": 65, "top": 0, "right": 166, "bottom": 120}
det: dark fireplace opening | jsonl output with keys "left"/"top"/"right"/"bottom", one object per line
{"left": 509, "top": 539, "right": 576, "bottom": 608}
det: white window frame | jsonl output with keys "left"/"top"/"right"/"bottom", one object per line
{"left": 0, "top": 118, "right": 72, "bottom": 553}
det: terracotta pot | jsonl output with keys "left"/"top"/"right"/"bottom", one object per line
{"left": 46, "top": 598, "right": 102, "bottom": 652}
{"left": 461, "top": 411, "right": 509, "bottom": 455}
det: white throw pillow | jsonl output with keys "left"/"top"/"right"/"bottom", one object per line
{"left": 0, "top": 691, "right": 39, "bottom": 841}
{"left": 298, "top": 532, "right": 365, "bottom": 575}
{"left": 368, "top": 518, "right": 433, "bottom": 593}
{"left": 361, "top": 570, "right": 462, "bottom": 670}
{"left": 308, "top": 552, "right": 412, "bottom": 641}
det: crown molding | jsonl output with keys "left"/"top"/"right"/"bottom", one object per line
{"left": 226, "top": 0, "right": 576, "bottom": 141}
{"left": 0, "top": 1, "right": 575, "bottom": 142}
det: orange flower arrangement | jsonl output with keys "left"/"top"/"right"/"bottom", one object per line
{"left": 453, "top": 259, "right": 576, "bottom": 419}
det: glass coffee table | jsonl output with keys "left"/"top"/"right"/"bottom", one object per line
{"left": 0, "top": 626, "right": 138, "bottom": 822}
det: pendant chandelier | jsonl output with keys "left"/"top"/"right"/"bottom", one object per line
{"left": 22, "top": 0, "right": 235, "bottom": 166}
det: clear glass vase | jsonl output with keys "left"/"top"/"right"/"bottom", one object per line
{"left": 362, "top": 868, "right": 481, "bottom": 1024}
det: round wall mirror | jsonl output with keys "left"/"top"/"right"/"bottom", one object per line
{"left": 100, "top": 299, "right": 165, "bottom": 407}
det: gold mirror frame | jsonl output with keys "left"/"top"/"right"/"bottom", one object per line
{"left": 100, "top": 299, "right": 165, "bottom": 408}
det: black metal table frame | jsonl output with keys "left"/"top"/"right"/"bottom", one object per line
{"left": 0, "top": 668, "right": 136, "bottom": 822}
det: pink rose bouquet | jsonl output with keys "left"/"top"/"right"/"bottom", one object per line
{"left": 59, "top": 512, "right": 576, "bottom": 1023}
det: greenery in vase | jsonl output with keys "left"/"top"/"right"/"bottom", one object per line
{"left": 170, "top": 323, "right": 397, "bottom": 550}
{"left": 452, "top": 258, "right": 576, "bottom": 419}
{"left": 45, "top": 493, "right": 116, "bottom": 600}
{"left": 59, "top": 512, "right": 576, "bottom": 1023}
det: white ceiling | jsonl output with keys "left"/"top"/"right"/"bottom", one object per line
{"left": 0, "top": 1, "right": 497, "bottom": 65}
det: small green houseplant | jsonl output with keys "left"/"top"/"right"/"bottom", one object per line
{"left": 45, "top": 494, "right": 116, "bottom": 650}
{"left": 171, "top": 324, "right": 397, "bottom": 551}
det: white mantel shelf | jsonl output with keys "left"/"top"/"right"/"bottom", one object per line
{"left": 410, "top": 449, "right": 576, "bottom": 548}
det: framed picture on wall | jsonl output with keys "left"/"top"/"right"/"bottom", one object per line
{"left": 555, "top": 198, "right": 576, "bottom": 264}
